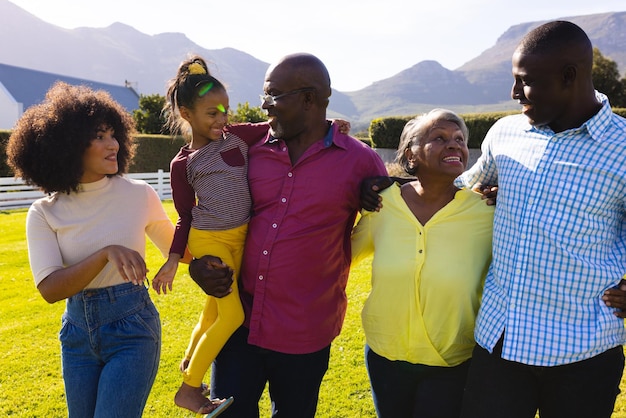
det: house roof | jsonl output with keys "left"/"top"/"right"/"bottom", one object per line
{"left": 0, "top": 63, "right": 139, "bottom": 112}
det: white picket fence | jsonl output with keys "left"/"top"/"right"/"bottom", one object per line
{"left": 0, "top": 170, "right": 171, "bottom": 210}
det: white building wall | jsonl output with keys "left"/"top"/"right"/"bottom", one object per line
{"left": 0, "top": 82, "right": 21, "bottom": 130}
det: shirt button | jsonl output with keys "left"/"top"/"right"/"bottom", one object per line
{"left": 263, "top": 250, "right": 268, "bottom": 255}
{"left": 282, "top": 147, "right": 287, "bottom": 152}
{"left": 528, "top": 198, "right": 534, "bottom": 205}
{"left": 520, "top": 234, "right": 526, "bottom": 240}
{"left": 281, "top": 198, "right": 287, "bottom": 203}
{"left": 259, "top": 275, "right": 264, "bottom": 281}
{"left": 288, "top": 172, "right": 293, "bottom": 177}
{"left": 272, "top": 223, "right": 277, "bottom": 228}
{"left": 418, "top": 249, "right": 423, "bottom": 254}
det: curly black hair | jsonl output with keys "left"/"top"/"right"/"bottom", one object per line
{"left": 6, "top": 81, "right": 136, "bottom": 194}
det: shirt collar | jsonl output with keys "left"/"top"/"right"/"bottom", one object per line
{"left": 583, "top": 91, "right": 612, "bottom": 142}
{"left": 263, "top": 121, "right": 349, "bottom": 150}
{"left": 525, "top": 91, "right": 612, "bottom": 142}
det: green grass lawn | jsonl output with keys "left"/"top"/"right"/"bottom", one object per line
{"left": 1, "top": 202, "right": 626, "bottom": 417}
{"left": 0, "top": 202, "right": 374, "bottom": 417}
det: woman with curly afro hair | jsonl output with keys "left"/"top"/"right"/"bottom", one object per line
{"left": 6, "top": 81, "right": 174, "bottom": 418}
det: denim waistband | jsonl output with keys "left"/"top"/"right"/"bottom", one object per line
{"left": 65, "top": 282, "right": 155, "bottom": 331}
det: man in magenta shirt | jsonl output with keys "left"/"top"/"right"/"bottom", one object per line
{"left": 189, "top": 53, "right": 387, "bottom": 417}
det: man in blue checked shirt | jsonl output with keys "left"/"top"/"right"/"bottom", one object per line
{"left": 455, "top": 21, "right": 626, "bottom": 418}
{"left": 360, "top": 19, "right": 626, "bottom": 418}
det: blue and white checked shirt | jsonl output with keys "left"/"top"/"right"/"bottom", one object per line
{"left": 458, "top": 92, "right": 626, "bottom": 366}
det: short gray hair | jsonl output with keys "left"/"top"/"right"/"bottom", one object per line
{"left": 395, "top": 108, "right": 469, "bottom": 175}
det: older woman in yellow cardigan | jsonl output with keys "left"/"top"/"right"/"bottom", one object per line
{"left": 352, "top": 109, "right": 494, "bottom": 418}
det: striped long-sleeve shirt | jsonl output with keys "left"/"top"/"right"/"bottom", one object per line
{"left": 169, "top": 123, "right": 268, "bottom": 256}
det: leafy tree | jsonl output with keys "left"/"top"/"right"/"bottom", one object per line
{"left": 229, "top": 102, "right": 268, "bottom": 123}
{"left": 133, "top": 94, "right": 168, "bottom": 134}
{"left": 592, "top": 48, "right": 626, "bottom": 108}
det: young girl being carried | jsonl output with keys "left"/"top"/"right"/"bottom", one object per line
{"left": 152, "top": 56, "right": 268, "bottom": 416}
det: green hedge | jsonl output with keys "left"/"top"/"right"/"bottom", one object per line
{"left": 0, "top": 131, "right": 11, "bottom": 177}
{"left": 129, "top": 134, "right": 186, "bottom": 173}
{"left": 3, "top": 108, "right": 626, "bottom": 176}
{"left": 0, "top": 132, "right": 185, "bottom": 177}
{"left": 369, "top": 111, "right": 516, "bottom": 149}
{"left": 369, "top": 108, "right": 626, "bottom": 150}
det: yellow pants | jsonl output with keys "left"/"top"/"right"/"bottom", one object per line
{"left": 183, "top": 224, "right": 247, "bottom": 387}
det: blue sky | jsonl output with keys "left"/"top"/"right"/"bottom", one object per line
{"left": 8, "top": 0, "right": 626, "bottom": 91}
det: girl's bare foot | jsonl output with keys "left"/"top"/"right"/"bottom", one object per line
{"left": 174, "top": 382, "right": 227, "bottom": 415}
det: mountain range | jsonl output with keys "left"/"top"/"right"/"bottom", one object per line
{"left": 1, "top": 0, "right": 625, "bottom": 130}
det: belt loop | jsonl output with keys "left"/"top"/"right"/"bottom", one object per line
{"left": 107, "top": 286, "right": 116, "bottom": 303}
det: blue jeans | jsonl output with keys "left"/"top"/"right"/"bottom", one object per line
{"left": 210, "top": 326, "right": 331, "bottom": 418}
{"left": 460, "top": 337, "right": 624, "bottom": 418}
{"left": 365, "top": 344, "right": 471, "bottom": 418}
{"left": 60, "top": 282, "right": 161, "bottom": 418}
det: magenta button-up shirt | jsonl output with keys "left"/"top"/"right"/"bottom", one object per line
{"left": 241, "top": 123, "right": 387, "bottom": 354}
